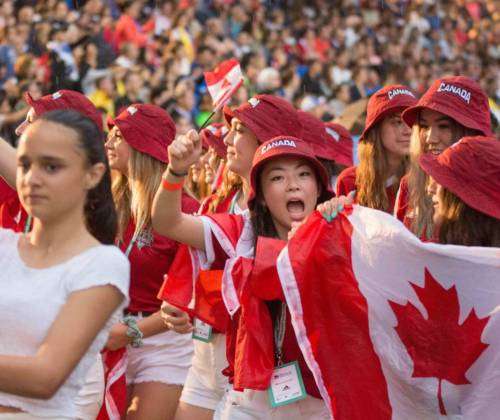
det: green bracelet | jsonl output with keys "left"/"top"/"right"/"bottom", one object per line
{"left": 122, "top": 315, "right": 144, "bottom": 348}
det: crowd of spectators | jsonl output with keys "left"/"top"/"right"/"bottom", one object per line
{"left": 0, "top": 0, "right": 498, "bottom": 145}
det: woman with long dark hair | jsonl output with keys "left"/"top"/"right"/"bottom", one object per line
{"left": 158, "top": 95, "right": 304, "bottom": 420}
{"left": 152, "top": 132, "right": 333, "bottom": 418}
{"left": 0, "top": 110, "right": 129, "bottom": 419}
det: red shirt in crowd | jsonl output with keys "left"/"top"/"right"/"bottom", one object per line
{"left": 121, "top": 192, "right": 198, "bottom": 313}
{"left": 336, "top": 166, "right": 398, "bottom": 214}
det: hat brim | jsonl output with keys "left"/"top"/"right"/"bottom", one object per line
{"left": 402, "top": 102, "right": 492, "bottom": 136}
{"left": 361, "top": 105, "right": 410, "bottom": 140}
{"left": 419, "top": 154, "right": 498, "bottom": 219}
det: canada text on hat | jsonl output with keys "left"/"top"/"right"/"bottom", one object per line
{"left": 436, "top": 82, "right": 471, "bottom": 104}
{"left": 387, "top": 88, "right": 415, "bottom": 101}
{"left": 261, "top": 138, "right": 297, "bottom": 154}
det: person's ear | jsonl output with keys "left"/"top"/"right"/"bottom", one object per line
{"left": 84, "top": 162, "right": 106, "bottom": 190}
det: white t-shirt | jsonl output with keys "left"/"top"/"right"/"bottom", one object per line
{"left": 0, "top": 229, "right": 130, "bottom": 418}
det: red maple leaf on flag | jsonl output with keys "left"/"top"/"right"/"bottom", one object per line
{"left": 389, "top": 268, "right": 490, "bottom": 415}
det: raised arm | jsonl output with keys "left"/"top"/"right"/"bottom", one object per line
{"left": 152, "top": 129, "right": 206, "bottom": 251}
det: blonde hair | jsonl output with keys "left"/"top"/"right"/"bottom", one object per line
{"left": 356, "top": 125, "right": 407, "bottom": 212}
{"left": 407, "top": 117, "right": 480, "bottom": 237}
{"left": 112, "top": 148, "right": 166, "bottom": 241}
{"left": 208, "top": 165, "right": 243, "bottom": 213}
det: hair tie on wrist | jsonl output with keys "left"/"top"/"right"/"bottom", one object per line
{"left": 162, "top": 177, "right": 184, "bottom": 191}
{"left": 167, "top": 166, "right": 188, "bottom": 178}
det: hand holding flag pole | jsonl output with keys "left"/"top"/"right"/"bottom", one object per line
{"left": 199, "top": 59, "right": 244, "bottom": 130}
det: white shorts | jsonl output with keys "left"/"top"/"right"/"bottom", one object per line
{"left": 74, "top": 353, "right": 104, "bottom": 419}
{"left": 126, "top": 315, "right": 193, "bottom": 386}
{"left": 180, "top": 333, "right": 228, "bottom": 410}
{"left": 213, "top": 386, "right": 330, "bottom": 420}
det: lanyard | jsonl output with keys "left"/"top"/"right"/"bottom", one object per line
{"left": 124, "top": 231, "right": 139, "bottom": 257}
{"left": 274, "top": 302, "right": 287, "bottom": 367}
{"left": 229, "top": 189, "right": 241, "bottom": 215}
{"left": 23, "top": 215, "right": 33, "bottom": 234}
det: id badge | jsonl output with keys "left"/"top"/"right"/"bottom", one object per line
{"left": 192, "top": 318, "right": 213, "bottom": 342}
{"left": 268, "top": 361, "right": 307, "bottom": 407}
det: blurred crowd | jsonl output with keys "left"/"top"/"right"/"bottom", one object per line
{"left": 0, "top": 0, "right": 498, "bottom": 145}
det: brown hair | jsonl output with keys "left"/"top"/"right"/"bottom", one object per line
{"left": 438, "top": 188, "right": 500, "bottom": 247}
{"left": 407, "top": 116, "right": 480, "bottom": 238}
{"left": 207, "top": 166, "right": 243, "bottom": 213}
{"left": 356, "top": 124, "right": 407, "bottom": 211}
{"left": 112, "top": 148, "right": 166, "bottom": 241}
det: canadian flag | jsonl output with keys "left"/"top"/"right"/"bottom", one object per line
{"left": 204, "top": 59, "right": 244, "bottom": 111}
{"left": 277, "top": 206, "right": 500, "bottom": 419}
{"left": 96, "top": 349, "right": 128, "bottom": 420}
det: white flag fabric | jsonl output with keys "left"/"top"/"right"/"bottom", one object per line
{"left": 277, "top": 206, "right": 500, "bottom": 420}
{"left": 204, "top": 59, "right": 243, "bottom": 111}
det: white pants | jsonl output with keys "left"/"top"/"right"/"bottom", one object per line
{"left": 180, "top": 333, "right": 228, "bottom": 410}
{"left": 126, "top": 314, "right": 193, "bottom": 386}
{"left": 213, "top": 386, "right": 330, "bottom": 420}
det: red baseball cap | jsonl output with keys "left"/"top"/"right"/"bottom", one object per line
{"left": 23, "top": 89, "right": 103, "bottom": 131}
{"left": 107, "top": 104, "right": 176, "bottom": 163}
{"left": 231, "top": 95, "right": 302, "bottom": 143}
{"left": 402, "top": 76, "right": 492, "bottom": 136}
{"left": 361, "top": 84, "right": 417, "bottom": 140}
{"left": 200, "top": 123, "right": 228, "bottom": 158}
{"left": 248, "top": 136, "right": 333, "bottom": 210}
{"left": 324, "top": 122, "right": 354, "bottom": 167}
{"left": 419, "top": 136, "right": 500, "bottom": 219}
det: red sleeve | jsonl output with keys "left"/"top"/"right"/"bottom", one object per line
{"left": 0, "top": 178, "right": 16, "bottom": 203}
{"left": 395, "top": 175, "right": 409, "bottom": 222}
{"left": 335, "top": 166, "right": 357, "bottom": 197}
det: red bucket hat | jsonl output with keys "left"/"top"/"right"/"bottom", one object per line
{"left": 200, "top": 123, "right": 228, "bottom": 158}
{"left": 419, "top": 136, "right": 500, "bottom": 219}
{"left": 361, "top": 84, "right": 417, "bottom": 140}
{"left": 231, "top": 95, "right": 302, "bottom": 143}
{"left": 107, "top": 104, "right": 176, "bottom": 163}
{"left": 324, "top": 122, "right": 354, "bottom": 167}
{"left": 248, "top": 136, "right": 333, "bottom": 210}
{"left": 402, "top": 76, "right": 492, "bottom": 136}
{"left": 24, "top": 90, "right": 103, "bottom": 131}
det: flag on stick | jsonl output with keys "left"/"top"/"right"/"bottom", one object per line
{"left": 204, "top": 59, "right": 243, "bottom": 112}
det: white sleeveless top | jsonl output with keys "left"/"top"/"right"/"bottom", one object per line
{"left": 0, "top": 229, "right": 130, "bottom": 418}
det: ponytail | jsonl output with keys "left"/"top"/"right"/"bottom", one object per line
{"left": 38, "top": 110, "right": 118, "bottom": 244}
